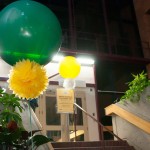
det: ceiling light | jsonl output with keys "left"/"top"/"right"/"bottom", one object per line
{"left": 77, "top": 57, "right": 95, "bottom": 65}
{"left": 51, "top": 55, "right": 95, "bottom": 65}
{"left": 52, "top": 55, "right": 64, "bottom": 62}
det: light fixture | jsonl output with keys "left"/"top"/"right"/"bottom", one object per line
{"left": 52, "top": 54, "right": 95, "bottom": 65}
{"left": 77, "top": 57, "right": 95, "bottom": 65}
{"left": 52, "top": 54, "right": 64, "bottom": 62}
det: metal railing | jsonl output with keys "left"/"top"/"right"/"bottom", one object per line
{"left": 74, "top": 102, "right": 123, "bottom": 141}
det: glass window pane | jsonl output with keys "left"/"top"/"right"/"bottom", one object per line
{"left": 106, "top": 0, "right": 143, "bottom": 57}
{"left": 46, "top": 96, "right": 60, "bottom": 125}
{"left": 74, "top": 0, "right": 107, "bottom": 53}
{"left": 47, "top": 130, "right": 61, "bottom": 141}
{"left": 69, "top": 98, "right": 83, "bottom": 125}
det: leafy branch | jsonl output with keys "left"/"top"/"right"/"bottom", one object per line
{"left": 0, "top": 89, "right": 23, "bottom": 112}
{"left": 120, "top": 71, "right": 150, "bottom": 103}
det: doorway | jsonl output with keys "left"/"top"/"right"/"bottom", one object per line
{"left": 35, "top": 88, "right": 88, "bottom": 142}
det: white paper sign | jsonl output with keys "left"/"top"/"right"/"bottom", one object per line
{"left": 57, "top": 88, "right": 74, "bottom": 113}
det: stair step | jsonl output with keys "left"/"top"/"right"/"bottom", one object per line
{"left": 53, "top": 146, "right": 135, "bottom": 150}
{"left": 52, "top": 140, "right": 130, "bottom": 148}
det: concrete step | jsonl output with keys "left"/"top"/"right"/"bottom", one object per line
{"left": 51, "top": 140, "right": 135, "bottom": 150}
{"left": 53, "top": 146, "right": 135, "bottom": 150}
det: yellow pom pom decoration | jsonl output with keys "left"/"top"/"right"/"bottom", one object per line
{"left": 8, "top": 59, "right": 48, "bottom": 99}
{"left": 59, "top": 56, "right": 81, "bottom": 79}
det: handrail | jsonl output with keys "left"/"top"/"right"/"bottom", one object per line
{"left": 105, "top": 104, "right": 150, "bottom": 134}
{"left": 74, "top": 103, "right": 123, "bottom": 141}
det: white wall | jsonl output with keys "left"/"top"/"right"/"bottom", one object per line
{"left": 0, "top": 58, "right": 95, "bottom": 84}
{"left": 0, "top": 59, "right": 95, "bottom": 91}
{"left": 0, "top": 58, "right": 11, "bottom": 78}
{"left": 45, "top": 62, "right": 95, "bottom": 84}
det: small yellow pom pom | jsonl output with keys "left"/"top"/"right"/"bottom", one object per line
{"left": 8, "top": 59, "right": 48, "bottom": 99}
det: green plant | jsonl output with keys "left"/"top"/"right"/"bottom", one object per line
{"left": 0, "top": 89, "right": 53, "bottom": 149}
{"left": 0, "top": 89, "right": 23, "bottom": 128}
{"left": 120, "top": 71, "right": 150, "bottom": 103}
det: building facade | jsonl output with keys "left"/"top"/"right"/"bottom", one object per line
{"left": 0, "top": 0, "right": 150, "bottom": 140}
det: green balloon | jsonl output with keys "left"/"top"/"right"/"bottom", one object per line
{"left": 0, "top": 0, "right": 62, "bottom": 65}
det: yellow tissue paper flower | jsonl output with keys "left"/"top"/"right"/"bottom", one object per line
{"left": 8, "top": 59, "right": 48, "bottom": 99}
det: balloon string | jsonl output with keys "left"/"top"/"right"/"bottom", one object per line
{"left": 28, "top": 101, "right": 34, "bottom": 150}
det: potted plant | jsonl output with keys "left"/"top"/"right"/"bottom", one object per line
{"left": 0, "top": 88, "right": 53, "bottom": 150}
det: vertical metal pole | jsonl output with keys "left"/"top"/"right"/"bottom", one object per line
{"left": 102, "top": 0, "right": 112, "bottom": 54}
{"left": 93, "top": 64, "right": 104, "bottom": 140}
{"left": 73, "top": 104, "right": 77, "bottom": 141}
{"left": 61, "top": 113, "right": 70, "bottom": 142}
{"left": 68, "top": 0, "right": 77, "bottom": 49}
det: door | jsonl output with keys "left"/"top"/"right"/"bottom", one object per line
{"left": 35, "top": 88, "right": 88, "bottom": 142}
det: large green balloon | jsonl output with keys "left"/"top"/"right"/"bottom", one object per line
{"left": 0, "top": 0, "right": 62, "bottom": 65}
